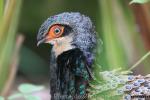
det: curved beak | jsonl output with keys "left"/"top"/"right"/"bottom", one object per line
{"left": 37, "top": 38, "right": 46, "bottom": 47}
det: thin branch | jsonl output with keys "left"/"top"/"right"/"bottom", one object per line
{"left": 128, "top": 51, "right": 150, "bottom": 71}
{"left": 1, "top": 35, "right": 24, "bottom": 96}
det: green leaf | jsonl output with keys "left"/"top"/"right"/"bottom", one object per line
{"left": 0, "top": 0, "right": 23, "bottom": 92}
{"left": 18, "top": 83, "right": 44, "bottom": 94}
{"left": 24, "top": 95, "right": 41, "bottom": 100}
{"left": 130, "top": 0, "right": 150, "bottom": 4}
{"left": 0, "top": 96, "right": 4, "bottom": 100}
{"left": 8, "top": 93, "right": 23, "bottom": 100}
{"left": 0, "top": 0, "right": 3, "bottom": 18}
{"left": 98, "top": 0, "right": 128, "bottom": 70}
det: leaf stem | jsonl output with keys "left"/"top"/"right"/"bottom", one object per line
{"left": 129, "top": 51, "right": 150, "bottom": 71}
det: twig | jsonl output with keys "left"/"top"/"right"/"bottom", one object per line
{"left": 128, "top": 51, "right": 150, "bottom": 71}
{"left": 1, "top": 35, "right": 24, "bottom": 96}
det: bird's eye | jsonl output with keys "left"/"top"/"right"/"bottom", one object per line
{"left": 48, "top": 24, "right": 64, "bottom": 38}
{"left": 54, "top": 28, "right": 61, "bottom": 35}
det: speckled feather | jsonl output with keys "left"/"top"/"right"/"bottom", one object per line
{"left": 89, "top": 70, "right": 150, "bottom": 100}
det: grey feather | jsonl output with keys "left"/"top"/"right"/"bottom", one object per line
{"left": 37, "top": 12, "right": 97, "bottom": 64}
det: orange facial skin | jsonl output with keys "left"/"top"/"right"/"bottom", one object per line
{"left": 47, "top": 24, "right": 64, "bottom": 41}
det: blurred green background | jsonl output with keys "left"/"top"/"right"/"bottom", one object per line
{"left": 0, "top": 0, "right": 150, "bottom": 97}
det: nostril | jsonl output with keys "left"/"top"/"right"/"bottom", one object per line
{"left": 37, "top": 33, "right": 44, "bottom": 41}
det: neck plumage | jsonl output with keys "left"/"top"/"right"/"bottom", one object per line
{"left": 50, "top": 48, "right": 93, "bottom": 100}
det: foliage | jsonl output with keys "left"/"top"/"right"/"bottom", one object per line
{"left": 0, "top": 83, "right": 44, "bottom": 100}
{"left": 96, "top": 0, "right": 128, "bottom": 70}
{"left": 0, "top": 0, "right": 3, "bottom": 19}
{"left": 91, "top": 0, "right": 150, "bottom": 99}
{"left": 130, "top": 0, "right": 150, "bottom": 4}
{"left": 0, "top": 96, "right": 4, "bottom": 100}
{"left": 18, "top": 83, "right": 44, "bottom": 94}
{"left": 0, "top": 0, "right": 22, "bottom": 94}
{"left": 129, "top": 51, "right": 150, "bottom": 70}
{"left": 0, "top": 0, "right": 150, "bottom": 99}
{"left": 94, "top": 0, "right": 149, "bottom": 76}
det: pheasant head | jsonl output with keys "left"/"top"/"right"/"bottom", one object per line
{"left": 37, "top": 12, "right": 96, "bottom": 64}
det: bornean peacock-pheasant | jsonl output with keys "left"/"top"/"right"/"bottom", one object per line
{"left": 37, "top": 12, "right": 150, "bottom": 100}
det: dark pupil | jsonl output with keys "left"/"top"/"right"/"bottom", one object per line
{"left": 54, "top": 28, "right": 60, "bottom": 34}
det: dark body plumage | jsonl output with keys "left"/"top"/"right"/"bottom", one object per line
{"left": 50, "top": 48, "right": 91, "bottom": 100}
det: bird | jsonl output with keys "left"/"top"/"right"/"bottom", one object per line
{"left": 37, "top": 12, "right": 150, "bottom": 100}
{"left": 37, "top": 12, "right": 96, "bottom": 100}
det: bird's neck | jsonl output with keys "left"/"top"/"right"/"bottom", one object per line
{"left": 50, "top": 48, "right": 92, "bottom": 99}
{"left": 51, "top": 36, "right": 75, "bottom": 57}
